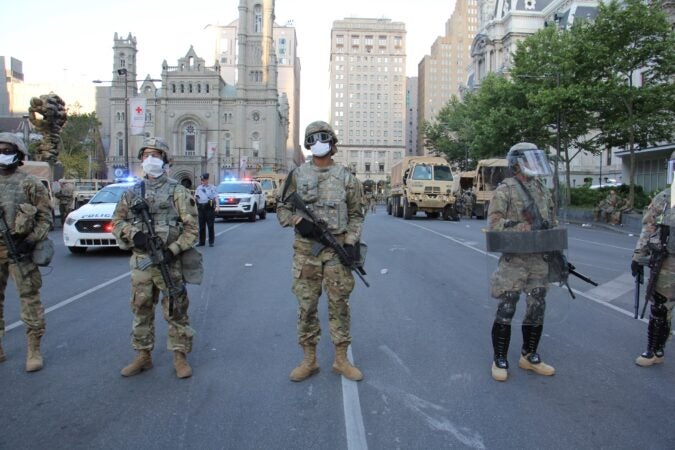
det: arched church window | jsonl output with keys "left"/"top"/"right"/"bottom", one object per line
{"left": 224, "top": 133, "right": 232, "bottom": 157}
{"left": 184, "top": 122, "right": 197, "bottom": 156}
{"left": 254, "top": 5, "right": 262, "bottom": 33}
{"left": 251, "top": 132, "right": 260, "bottom": 158}
{"left": 171, "top": 83, "right": 176, "bottom": 93}
{"left": 116, "top": 132, "right": 124, "bottom": 157}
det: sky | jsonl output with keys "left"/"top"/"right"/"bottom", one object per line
{"left": 1, "top": 0, "right": 457, "bottom": 129}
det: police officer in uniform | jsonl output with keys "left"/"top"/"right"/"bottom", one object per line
{"left": 631, "top": 151, "right": 675, "bottom": 367}
{"left": 487, "top": 143, "right": 557, "bottom": 381}
{"left": 112, "top": 137, "right": 199, "bottom": 379}
{"left": 195, "top": 173, "right": 217, "bottom": 247}
{"left": 277, "top": 121, "right": 365, "bottom": 382}
{"left": 0, "top": 132, "right": 53, "bottom": 372}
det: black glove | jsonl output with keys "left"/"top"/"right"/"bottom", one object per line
{"left": 343, "top": 244, "right": 358, "bottom": 264}
{"left": 15, "top": 239, "right": 35, "bottom": 255}
{"left": 162, "top": 248, "right": 175, "bottom": 263}
{"left": 295, "top": 218, "right": 320, "bottom": 238}
{"left": 631, "top": 260, "right": 644, "bottom": 278}
{"left": 133, "top": 232, "right": 150, "bottom": 251}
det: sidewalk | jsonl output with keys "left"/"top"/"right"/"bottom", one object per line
{"left": 559, "top": 208, "right": 642, "bottom": 236}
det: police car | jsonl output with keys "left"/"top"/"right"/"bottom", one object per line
{"left": 216, "top": 179, "right": 266, "bottom": 221}
{"left": 62, "top": 181, "right": 136, "bottom": 253}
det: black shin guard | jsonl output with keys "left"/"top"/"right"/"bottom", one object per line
{"left": 521, "top": 325, "right": 544, "bottom": 361}
{"left": 492, "top": 322, "right": 511, "bottom": 369}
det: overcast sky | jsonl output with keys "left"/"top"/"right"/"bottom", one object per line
{"left": 1, "top": 0, "right": 457, "bottom": 128}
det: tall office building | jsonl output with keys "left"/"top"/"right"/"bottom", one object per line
{"left": 329, "top": 18, "right": 407, "bottom": 190}
{"left": 418, "top": 0, "right": 478, "bottom": 154}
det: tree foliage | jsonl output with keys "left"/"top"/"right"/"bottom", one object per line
{"left": 59, "top": 112, "right": 101, "bottom": 177}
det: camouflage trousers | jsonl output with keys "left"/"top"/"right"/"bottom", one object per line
{"left": 128, "top": 254, "right": 194, "bottom": 353}
{"left": 0, "top": 255, "right": 45, "bottom": 338}
{"left": 291, "top": 239, "right": 355, "bottom": 346}
{"left": 491, "top": 253, "right": 548, "bottom": 325}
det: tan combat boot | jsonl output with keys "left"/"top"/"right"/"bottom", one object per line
{"left": 26, "top": 334, "right": 44, "bottom": 372}
{"left": 0, "top": 340, "right": 6, "bottom": 363}
{"left": 289, "top": 345, "right": 319, "bottom": 382}
{"left": 332, "top": 343, "right": 363, "bottom": 381}
{"left": 518, "top": 353, "right": 555, "bottom": 376}
{"left": 635, "top": 351, "right": 664, "bottom": 367}
{"left": 120, "top": 350, "right": 153, "bottom": 377}
{"left": 174, "top": 351, "right": 192, "bottom": 379}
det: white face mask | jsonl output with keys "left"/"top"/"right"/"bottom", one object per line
{"left": 142, "top": 156, "right": 165, "bottom": 177}
{"left": 0, "top": 153, "right": 18, "bottom": 167}
{"left": 310, "top": 141, "right": 331, "bottom": 158}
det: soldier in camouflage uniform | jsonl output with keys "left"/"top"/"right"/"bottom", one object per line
{"left": 631, "top": 151, "right": 675, "bottom": 367}
{"left": 277, "top": 121, "right": 365, "bottom": 382}
{"left": 54, "top": 178, "right": 74, "bottom": 226}
{"left": 112, "top": 137, "right": 199, "bottom": 379}
{"left": 0, "top": 132, "right": 53, "bottom": 372}
{"left": 487, "top": 143, "right": 557, "bottom": 381}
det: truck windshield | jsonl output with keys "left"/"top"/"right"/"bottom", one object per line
{"left": 412, "top": 165, "right": 432, "bottom": 180}
{"left": 258, "top": 180, "right": 275, "bottom": 189}
{"left": 434, "top": 165, "right": 453, "bottom": 181}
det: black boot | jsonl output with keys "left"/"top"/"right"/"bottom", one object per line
{"left": 519, "top": 325, "right": 555, "bottom": 376}
{"left": 491, "top": 322, "right": 511, "bottom": 381}
{"left": 636, "top": 315, "right": 668, "bottom": 367}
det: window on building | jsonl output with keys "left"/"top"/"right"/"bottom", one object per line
{"left": 171, "top": 84, "right": 176, "bottom": 93}
{"left": 252, "top": 132, "right": 260, "bottom": 157}
{"left": 184, "top": 122, "right": 196, "bottom": 156}
{"left": 205, "top": 84, "right": 210, "bottom": 93}
{"left": 365, "top": 163, "right": 371, "bottom": 172}
{"left": 116, "top": 132, "right": 123, "bottom": 157}
{"left": 224, "top": 133, "right": 232, "bottom": 157}
{"left": 254, "top": 5, "right": 262, "bottom": 33}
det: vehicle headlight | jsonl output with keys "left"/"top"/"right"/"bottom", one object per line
{"left": 241, "top": 196, "right": 252, "bottom": 203}
{"left": 65, "top": 216, "right": 77, "bottom": 226}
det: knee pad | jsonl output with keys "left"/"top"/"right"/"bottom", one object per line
{"left": 528, "top": 287, "right": 547, "bottom": 301}
{"left": 496, "top": 291, "right": 519, "bottom": 322}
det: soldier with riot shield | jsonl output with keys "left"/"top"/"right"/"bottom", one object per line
{"left": 485, "top": 143, "right": 560, "bottom": 382}
{"left": 112, "top": 137, "right": 200, "bottom": 379}
{"left": 631, "top": 151, "right": 675, "bottom": 367}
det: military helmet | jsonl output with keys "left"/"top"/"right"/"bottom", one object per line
{"left": 0, "top": 132, "right": 28, "bottom": 159}
{"left": 138, "top": 136, "right": 170, "bottom": 163}
{"left": 304, "top": 121, "right": 338, "bottom": 153}
{"left": 506, "top": 142, "right": 552, "bottom": 178}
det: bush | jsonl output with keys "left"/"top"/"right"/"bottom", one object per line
{"left": 568, "top": 184, "right": 651, "bottom": 210}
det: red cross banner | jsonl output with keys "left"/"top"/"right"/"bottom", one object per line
{"left": 129, "top": 97, "right": 147, "bottom": 135}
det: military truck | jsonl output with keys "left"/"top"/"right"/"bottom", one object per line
{"left": 472, "top": 158, "right": 508, "bottom": 219}
{"left": 253, "top": 173, "right": 286, "bottom": 212}
{"left": 59, "top": 178, "right": 113, "bottom": 210}
{"left": 387, "top": 156, "right": 459, "bottom": 221}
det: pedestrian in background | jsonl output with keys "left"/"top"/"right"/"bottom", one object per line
{"left": 112, "top": 137, "right": 199, "bottom": 379}
{"left": 195, "top": 172, "right": 217, "bottom": 247}
{"left": 277, "top": 121, "right": 365, "bottom": 382}
{"left": 54, "top": 178, "right": 74, "bottom": 226}
{"left": 0, "top": 132, "right": 53, "bottom": 372}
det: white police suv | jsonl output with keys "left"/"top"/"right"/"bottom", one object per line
{"left": 62, "top": 181, "right": 136, "bottom": 253}
{"left": 216, "top": 179, "right": 266, "bottom": 222}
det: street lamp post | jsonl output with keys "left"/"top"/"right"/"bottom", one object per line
{"left": 118, "top": 68, "right": 129, "bottom": 174}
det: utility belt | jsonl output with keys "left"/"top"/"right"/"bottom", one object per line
{"left": 198, "top": 200, "right": 215, "bottom": 208}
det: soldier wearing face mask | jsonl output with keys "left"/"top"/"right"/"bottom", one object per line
{"left": 111, "top": 137, "right": 199, "bottom": 379}
{"left": 0, "top": 132, "right": 53, "bottom": 372}
{"left": 277, "top": 121, "right": 365, "bottom": 382}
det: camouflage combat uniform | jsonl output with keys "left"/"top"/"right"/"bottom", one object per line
{"left": 277, "top": 160, "right": 364, "bottom": 347}
{"left": 55, "top": 180, "right": 74, "bottom": 225}
{"left": 632, "top": 188, "right": 674, "bottom": 364}
{"left": 112, "top": 175, "right": 198, "bottom": 353}
{"left": 0, "top": 171, "right": 52, "bottom": 340}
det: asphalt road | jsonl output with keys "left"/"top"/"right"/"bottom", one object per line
{"left": 0, "top": 209, "right": 673, "bottom": 450}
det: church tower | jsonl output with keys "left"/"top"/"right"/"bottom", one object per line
{"left": 236, "top": 0, "right": 278, "bottom": 98}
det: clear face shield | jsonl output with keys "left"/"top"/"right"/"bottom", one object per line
{"left": 516, "top": 150, "right": 553, "bottom": 178}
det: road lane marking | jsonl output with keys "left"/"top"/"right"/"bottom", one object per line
{"left": 6, "top": 224, "right": 244, "bottom": 332}
{"left": 569, "top": 237, "right": 635, "bottom": 251}
{"left": 6, "top": 272, "right": 131, "bottom": 332}
{"left": 586, "top": 273, "right": 634, "bottom": 301}
{"left": 343, "top": 345, "right": 368, "bottom": 450}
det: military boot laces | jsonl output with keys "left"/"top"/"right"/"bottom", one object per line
{"left": 174, "top": 351, "right": 192, "bottom": 379}
{"left": 332, "top": 344, "right": 363, "bottom": 381}
{"left": 491, "top": 322, "right": 511, "bottom": 381}
{"left": 120, "top": 350, "right": 153, "bottom": 377}
{"left": 289, "top": 345, "right": 319, "bottom": 382}
{"left": 25, "top": 335, "right": 43, "bottom": 372}
{"left": 636, "top": 317, "right": 668, "bottom": 367}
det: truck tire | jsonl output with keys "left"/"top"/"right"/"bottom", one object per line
{"left": 248, "top": 206, "right": 257, "bottom": 222}
{"left": 387, "top": 201, "right": 392, "bottom": 215}
{"left": 443, "top": 205, "right": 460, "bottom": 221}
{"left": 395, "top": 199, "right": 403, "bottom": 218}
{"left": 403, "top": 199, "right": 412, "bottom": 220}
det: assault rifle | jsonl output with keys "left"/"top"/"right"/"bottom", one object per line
{"left": 286, "top": 192, "right": 370, "bottom": 287}
{"left": 633, "top": 266, "right": 643, "bottom": 319}
{"left": 516, "top": 179, "right": 598, "bottom": 298}
{"left": 131, "top": 195, "right": 185, "bottom": 317}
{"left": 0, "top": 207, "right": 30, "bottom": 275}
{"left": 641, "top": 207, "right": 669, "bottom": 319}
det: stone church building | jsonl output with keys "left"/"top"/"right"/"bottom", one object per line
{"left": 96, "top": 0, "right": 289, "bottom": 188}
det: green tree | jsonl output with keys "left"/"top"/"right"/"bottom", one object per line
{"left": 582, "top": 0, "right": 675, "bottom": 206}
{"left": 59, "top": 112, "right": 102, "bottom": 177}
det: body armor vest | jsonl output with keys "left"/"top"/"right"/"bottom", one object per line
{"left": 136, "top": 177, "right": 182, "bottom": 245}
{"left": 0, "top": 172, "right": 31, "bottom": 233}
{"left": 295, "top": 163, "right": 349, "bottom": 233}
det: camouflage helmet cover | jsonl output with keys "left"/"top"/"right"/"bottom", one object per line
{"left": 138, "top": 136, "right": 170, "bottom": 163}
{"left": 304, "top": 120, "right": 338, "bottom": 154}
{"left": 0, "top": 132, "right": 28, "bottom": 158}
